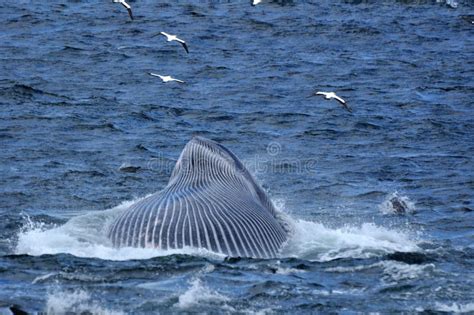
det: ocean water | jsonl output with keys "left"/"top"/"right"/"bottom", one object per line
{"left": 1, "top": 0, "right": 473, "bottom": 313}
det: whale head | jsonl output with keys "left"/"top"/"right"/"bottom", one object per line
{"left": 169, "top": 136, "right": 277, "bottom": 216}
{"left": 108, "top": 136, "right": 288, "bottom": 257}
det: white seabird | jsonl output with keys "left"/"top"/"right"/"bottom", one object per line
{"left": 156, "top": 32, "right": 189, "bottom": 54}
{"left": 113, "top": 0, "right": 133, "bottom": 20}
{"left": 148, "top": 72, "right": 185, "bottom": 83}
{"left": 315, "top": 91, "right": 352, "bottom": 112}
{"left": 252, "top": 0, "right": 262, "bottom": 6}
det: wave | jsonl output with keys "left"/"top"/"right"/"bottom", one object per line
{"left": 175, "top": 279, "right": 231, "bottom": 310}
{"left": 46, "top": 290, "right": 124, "bottom": 315}
{"left": 281, "top": 218, "right": 419, "bottom": 261}
{"left": 378, "top": 192, "right": 416, "bottom": 215}
{"left": 15, "top": 197, "right": 421, "bottom": 262}
{"left": 433, "top": 302, "right": 474, "bottom": 313}
{"left": 174, "top": 264, "right": 273, "bottom": 314}
{"left": 15, "top": 199, "right": 226, "bottom": 261}
{"left": 0, "top": 83, "right": 70, "bottom": 101}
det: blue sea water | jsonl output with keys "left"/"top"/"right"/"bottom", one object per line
{"left": 1, "top": 0, "right": 473, "bottom": 313}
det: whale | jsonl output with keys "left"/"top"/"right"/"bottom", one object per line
{"left": 108, "top": 136, "right": 289, "bottom": 258}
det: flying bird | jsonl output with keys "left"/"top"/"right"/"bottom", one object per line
{"left": 113, "top": 0, "right": 133, "bottom": 20}
{"left": 314, "top": 91, "right": 352, "bottom": 112}
{"left": 148, "top": 72, "right": 185, "bottom": 83}
{"left": 155, "top": 32, "right": 189, "bottom": 54}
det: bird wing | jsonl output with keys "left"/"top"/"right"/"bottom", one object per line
{"left": 171, "top": 78, "right": 185, "bottom": 83}
{"left": 126, "top": 7, "right": 133, "bottom": 20}
{"left": 333, "top": 95, "right": 346, "bottom": 104}
{"left": 160, "top": 32, "right": 170, "bottom": 39}
{"left": 121, "top": 1, "right": 130, "bottom": 9}
{"left": 334, "top": 96, "right": 352, "bottom": 112}
{"left": 148, "top": 72, "right": 161, "bottom": 78}
{"left": 120, "top": 1, "right": 133, "bottom": 20}
{"left": 341, "top": 103, "right": 352, "bottom": 113}
{"left": 315, "top": 91, "right": 327, "bottom": 97}
{"left": 180, "top": 41, "right": 189, "bottom": 53}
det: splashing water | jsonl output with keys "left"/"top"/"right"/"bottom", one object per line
{"left": 437, "top": 0, "right": 458, "bottom": 9}
{"left": 378, "top": 192, "right": 416, "bottom": 215}
{"left": 14, "top": 197, "right": 421, "bottom": 261}
{"left": 175, "top": 279, "right": 231, "bottom": 310}
{"left": 46, "top": 290, "right": 124, "bottom": 315}
{"left": 433, "top": 302, "right": 474, "bottom": 313}
{"left": 281, "top": 218, "right": 420, "bottom": 261}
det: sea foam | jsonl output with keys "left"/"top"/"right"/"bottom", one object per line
{"left": 15, "top": 198, "right": 420, "bottom": 262}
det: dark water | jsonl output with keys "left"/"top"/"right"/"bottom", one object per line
{"left": 1, "top": 0, "right": 474, "bottom": 313}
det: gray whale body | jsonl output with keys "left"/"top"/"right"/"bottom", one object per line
{"left": 108, "top": 136, "right": 288, "bottom": 258}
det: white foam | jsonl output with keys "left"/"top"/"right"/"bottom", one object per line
{"left": 327, "top": 261, "right": 435, "bottom": 287}
{"left": 378, "top": 192, "right": 416, "bottom": 215}
{"left": 275, "top": 266, "right": 305, "bottom": 275}
{"left": 32, "top": 272, "right": 57, "bottom": 284}
{"left": 434, "top": 302, "right": 474, "bottom": 313}
{"left": 45, "top": 290, "right": 124, "bottom": 315}
{"left": 272, "top": 260, "right": 305, "bottom": 275}
{"left": 175, "top": 279, "right": 231, "bottom": 310}
{"left": 325, "top": 264, "right": 378, "bottom": 273}
{"left": 15, "top": 197, "right": 421, "bottom": 262}
{"left": 437, "top": 0, "right": 458, "bottom": 8}
{"left": 281, "top": 218, "right": 420, "bottom": 261}
{"left": 175, "top": 279, "right": 275, "bottom": 314}
{"left": 15, "top": 199, "right": 225, "bottom": 261}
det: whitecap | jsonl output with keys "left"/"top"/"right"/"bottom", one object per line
{"left": 378, "top": 191, "right": 416, "bottom": 215}
{"left": 434, "top": 302, "right": 474, "bottom": 313}
{"left": 15, "top": 197, "right": 421, "bottom": 262}
{"left": 281, "top": 218, "right": 420, "bottom": 261}
{"left": 45, "top": 290, "right": 124, "bottom": 315}
{"left": 175, "top": 279, "right": 232, "bottom": 310}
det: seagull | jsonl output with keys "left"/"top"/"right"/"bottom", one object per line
{"left": 113, "top": 0, "right": 133, "bottom": 20}
{"left": 148, "top": 72, "right": 185, "bottom": 83}
{"left": 314, "top": 91, "right": 352, "bottom": 112}
{"left": 251, "top": 0, "right": 262, "bottom": 6}
{"left": 155, "top": 32, "right": 189, "bottom": 54}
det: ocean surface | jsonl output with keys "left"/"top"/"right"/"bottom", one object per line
{"left": 1, "top": 0, "right": 473, "bottom": 313}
